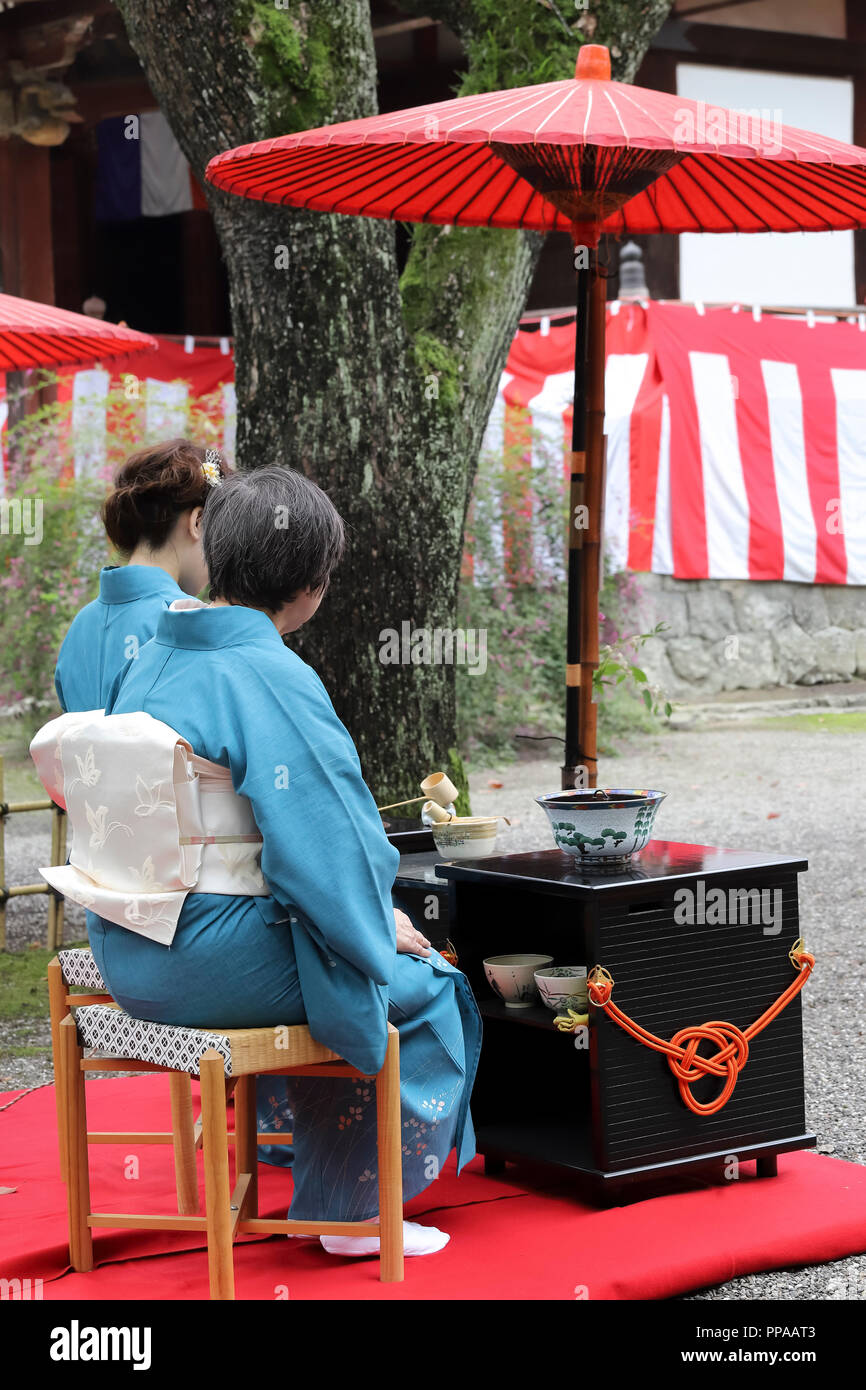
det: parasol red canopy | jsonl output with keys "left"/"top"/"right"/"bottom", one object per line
{"left": 207, "top": 46, "right": 866, "bottom": 244}
{"left": 0, "top": 293, "right": 158, "bottom": 372}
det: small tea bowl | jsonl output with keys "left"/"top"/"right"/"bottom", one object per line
{"left": 536, "top": 788, "right": 665, "bottom": 867}
{"left": 483, "top": 953, "right": 553, "bottom": 1008}
{"left": 534, "top": 966, "right": 588, "bottom": 1013}
{"left": 432, "top": 815, "right": 498, "bottom": 860}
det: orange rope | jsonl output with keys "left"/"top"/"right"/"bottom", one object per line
{"left": 586, "top": 939, "right": 814, "bottom": 1116}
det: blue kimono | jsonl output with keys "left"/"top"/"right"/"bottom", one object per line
{"left": 55, "top": 565, "right": 185, "bottom": 713}
{"left": 53, "top": 564, "right": 290, "bottom": 1156}
{"left": 87, "top": 603, "right": 481, "bottom": 1222}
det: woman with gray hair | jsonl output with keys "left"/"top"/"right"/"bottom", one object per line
{"left": 87, "top": 466, "right": 481, "bottom": 1258}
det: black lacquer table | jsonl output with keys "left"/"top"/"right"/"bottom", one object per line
{"left": 434, "top": 840, "right": 816, "bottom": 1204}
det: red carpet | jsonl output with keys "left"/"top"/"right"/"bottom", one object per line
{"left": 3, "top": 1076, "right": 866, "bottom": 1300}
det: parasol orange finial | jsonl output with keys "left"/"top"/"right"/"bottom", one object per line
{"left": 575, "top": 45, "right": 611, "bottom": 81}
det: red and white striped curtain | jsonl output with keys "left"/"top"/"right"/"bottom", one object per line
{"left": 489, "top": 301, "right": 866, "bottom": 586}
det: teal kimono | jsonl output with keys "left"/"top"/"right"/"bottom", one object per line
{"left": 52, "top": 564, "right": 296, "bottom": 1152}
{"left": 87, "top": 603, "right": 481, "bottom": 1222}
{"left": 54, "top": 566, "right": 296, "bottom": 1161}
{"left": 55, "top": 565, "right": 185, "bottom": 713}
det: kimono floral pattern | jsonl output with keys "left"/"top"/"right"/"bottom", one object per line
{"left": 263, "top": 946, "right": 479, "bottom": 1223}
{"left": 123, "top": 897, "right": 176, "bottom": 934}
{"left": 67, "top": 745, "right": 101, "bottom": 794}
{"left": 85, "top": 801, "right": 133, "bottom": 851}
{"left": 126, "top": 855, "right": 163, "bottom": 893}
{"left": 134, "top": 775, "right": 174, "bottom": 817}
{"left": 256, "top": 1080, "right": 296, "bottom": 1167}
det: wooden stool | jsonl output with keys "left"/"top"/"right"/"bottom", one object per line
{"left": 47, "top": 951, "right": 201, "bottom": 1215}
{"left": 56, "top": 994, "right": 404, "bottom": 1297}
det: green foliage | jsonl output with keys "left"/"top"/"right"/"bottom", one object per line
{"left": 0, "top": 464, "right": 109, "bottom": 710}
{"left": 456, "top": 423, "right": 671, "bottom": 759}
{"left": 596, "top": 626, "right": 673, "bottom": 722}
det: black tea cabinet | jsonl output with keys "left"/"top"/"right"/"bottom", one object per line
{"left": 438, "top": 841, "right": 815, "bottom": 1204}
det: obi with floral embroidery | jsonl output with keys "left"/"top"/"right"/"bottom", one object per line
{"left": 30, "top": 710, "right": 267, "bottom": 946}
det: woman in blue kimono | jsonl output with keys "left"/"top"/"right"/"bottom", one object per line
{"left": 54, "top": 440, "right": 292, "bottom": 1162}
{"left": 54, "top": 440, "right": 295, "bottom": 1167}
{"left": 55, "top": 438, "right": 221, "bottom": 712}
{"left": 90, "top": 466, "right": 482, "bottom": 1257}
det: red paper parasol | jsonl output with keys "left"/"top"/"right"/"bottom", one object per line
{"left": 0, "top": 293, "right": 158, "bottom": 372}
{"left": 207, "top": 44, "right": 866, "bottom": 788}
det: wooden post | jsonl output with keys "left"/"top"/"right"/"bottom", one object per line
{"left": 562, "top": 261, "right": 591, "bottom": 790}
{"left": 169, "top": 1073, "right": 200, "bottom": 1216}
{"left": 563, "top": 245, "right": 605, "bottom": 790}
{"left": 231, "top": 1074, "right": 258, "bottom": 1220}
{"left": 47, "top": 959, "right": 69, "bottom": 1183}
{"left": 578, "top": 253, "right": 607, "bottom": 789}
{"left": 376, "top": 1026, "right": 404, "bottom": 1283}
{"left": 60, "top": 1016, "right": 93, "bottom": 1271}
{"left": 55, "top": 810, "right": 68, "bottom": 946}
{"left": 46, "top": 804, "right": 59, "bottom": 951}
{"left": 200, "top": 1050, "right": 235, "bottom": 1300}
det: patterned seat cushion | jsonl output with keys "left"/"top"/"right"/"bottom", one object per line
{"left": 58, "top": 947, "right": 107, "bottom": 992}
{"left": 75, "top": 1003, "right": 233, "bottom": 1076}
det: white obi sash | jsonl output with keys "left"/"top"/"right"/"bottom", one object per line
{"left": 30, "top": 710, "right": 267, "bottom": 947}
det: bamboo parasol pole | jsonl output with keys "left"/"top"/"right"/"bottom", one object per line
{"left": 563, "top": 245, "right": 605, "bottom": 790}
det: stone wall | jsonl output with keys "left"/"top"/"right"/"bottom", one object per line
{"left": 631, "top": 575, "right": 866, "bottom": 700}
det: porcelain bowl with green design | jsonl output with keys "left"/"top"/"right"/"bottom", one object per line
{"left": 533, "top": 966, "right": 588, "bottom": 1013}
{"left": 483, "top": 953, "right": 554, "bottom": 1008}
{"left": 535, "top": 788, "right": 665, "bottom": 867}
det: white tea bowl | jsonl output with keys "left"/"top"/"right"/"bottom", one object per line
{"left": 432, "top": 815, "right": 499, "bottom": 860}
{"left": 534, "top": 966, "right": 588, "bottom": 1013}
{"left": 483, "top": 953, "right": 554, "bottom": 1009}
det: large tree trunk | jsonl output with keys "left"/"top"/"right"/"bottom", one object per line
{"left": 116, "top": 0, "right": 670, "bottom": 806}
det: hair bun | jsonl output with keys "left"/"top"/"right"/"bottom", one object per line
{"left": 102, "top": 438, "right": 230, "bottom": 555}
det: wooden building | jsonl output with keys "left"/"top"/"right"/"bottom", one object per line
{"left": 1, "top": 0, "right": 864, "bottom": 333}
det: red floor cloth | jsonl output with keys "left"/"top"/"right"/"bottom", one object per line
{"left": 3, "top": 1076, "right": 865, "bottom": 1300}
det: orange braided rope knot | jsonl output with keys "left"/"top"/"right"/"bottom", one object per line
{"left": 586, "top": 939, "right": 815, "bottom": 1117}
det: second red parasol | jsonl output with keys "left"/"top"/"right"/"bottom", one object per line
{"left": 0, "top": 293, "right": 158, "bottom": 373}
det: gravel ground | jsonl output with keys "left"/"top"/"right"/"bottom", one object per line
{"left": 2, "top": 714, "right": 864, "bottom": 1299}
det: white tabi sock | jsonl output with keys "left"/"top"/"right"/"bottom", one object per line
{"left": 320, "top": 1219, "right": 450, "bottom": 1258}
